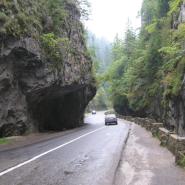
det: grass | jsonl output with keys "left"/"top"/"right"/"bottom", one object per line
{"left": 177, "top": 154, "right": 185, "bottom": 168}
{"left": 152, "top": 130, "right": 160, "bottom": 139}
{"left": 0, "top": 138, "right": 9, "bottom": 145}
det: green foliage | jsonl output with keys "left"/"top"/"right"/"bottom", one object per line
{"left": 141, "top": 0, "right": 158, "bottom": 25}
{"left": 87, "top": 44, "right": 100, "bottom": 79}
{"left": 90, "top": 87, "right": 109, "bottom": 110}
{"left": 158, "top": 0, "right": 170, "bottom": 17}
{"left": 0, "top": 0, "right": 45, "bottom": 37}
{"left": 145, "top": 21, "right": 158, "bottom": 33}
{"left": 105, "top": 0, "right": 185, "bottom": 115}
{"left": 86, "top": 32, "right": 113, "bottom": 109}
{"left": 4, "top": 17, "right": 22, "bottom": 37}
{"left": 113, "top": 95, "right": 129, "bottom": 114}
{"left": 168, "top": 0, "right": 182, "bottom": 14}
{"left": 0, "top": 0, "right": 89, "bottom": 38}
{"left": 46, "top": 0, "right": 67, "bottom": 33}
{"left": 159, "top": 45, "right": 179, "bottom": 56}
{"left": 162, "top": 59, "right": 185, "bottom": 96}
{"left": 41, "top": 33, "right": 70, "bottom": 68}
{"left": 0, "top": 138, "right": 9, "bottom": 145}
{"left": 177, "top": 154, "right": 185, "bottom": 168}
{"left": 4, "top": 12, "right": 42, "bottom": 37}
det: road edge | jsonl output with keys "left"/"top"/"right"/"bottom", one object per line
{"left": 112, "top": 122, "right": 132, "bottom": 185}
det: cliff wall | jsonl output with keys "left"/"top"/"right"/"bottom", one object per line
{"left": 0, "top": 0, "right": 96, "bottom": 137}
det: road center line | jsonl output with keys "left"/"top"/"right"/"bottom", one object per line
{"left": 0, "top": 126, "right": 105, "bottom": 177}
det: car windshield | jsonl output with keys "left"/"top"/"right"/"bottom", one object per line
{"left": 106, "top": 114, "right": 116, "bottom": 118}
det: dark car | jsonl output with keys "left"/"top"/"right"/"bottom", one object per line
{"left": 105, "top": 114, "right": 118, "bottom": 125}
{"left": 92, "top": 110, "right": 96, "bottom": 115}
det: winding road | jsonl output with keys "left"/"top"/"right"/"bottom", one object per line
{"left": 0, "top": 112, "right": 130, "bottom": 185}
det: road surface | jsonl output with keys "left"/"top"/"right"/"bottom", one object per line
{"left": 0, "top": 112, "right": 130, "bottom": 185}
{"left": 114, "top": 123, "right": 185, "bottom": 185}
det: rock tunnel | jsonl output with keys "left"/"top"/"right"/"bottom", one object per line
{"left": 27, "top": 84, "right": 95, "bottom": 132}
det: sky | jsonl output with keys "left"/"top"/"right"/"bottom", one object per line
{"left": 85, "top": 0, "right": 143, "bottom": 42}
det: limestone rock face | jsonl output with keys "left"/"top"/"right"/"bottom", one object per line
{"left": 0, "top": 1, "right": 96, "bottom": 137}
{"left": 179, "top": 3, "right": 185, "bottom": 23}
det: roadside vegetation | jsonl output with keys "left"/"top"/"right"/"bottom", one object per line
{"left": 0, "top": 138, "right": 9, "bottom": 145}
{"left": 177, "top": 155, "right": 185, "bottom": 168}
{"left": 102, "top": 0, "right": 185, "bottom": 116}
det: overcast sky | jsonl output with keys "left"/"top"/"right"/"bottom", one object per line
{"left": 85, "top": 0, "right": 143, "bottom": 41}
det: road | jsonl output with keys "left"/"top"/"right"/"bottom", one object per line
{"left": 0, "top": 112, "right": 130, "bottom": 185}
{"left": 114, "top": 123, "right": 185, "bottom": 185}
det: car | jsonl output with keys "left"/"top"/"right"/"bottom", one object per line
{"left": 92, "top": 110, "right": 96, "bottom": 115}
{"left": 105, "top": 114, "right": 118, "bottom": 125}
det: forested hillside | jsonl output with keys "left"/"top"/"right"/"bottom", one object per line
{"left": 87, "top": 33, "right": 112, "bottom": 110}
{"left": 106, "top": 0, "right": 185, "bottom": 136}
{"left": 88, "top": 32, "right": 112, "bottom": 73}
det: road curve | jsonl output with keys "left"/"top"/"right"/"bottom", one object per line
{"left": 0, "top": 112, "right": 130, "bottom": 185}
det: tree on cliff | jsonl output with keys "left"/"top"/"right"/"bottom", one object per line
{"left": 105, "top": 0, "right": 185, "bottom": 123}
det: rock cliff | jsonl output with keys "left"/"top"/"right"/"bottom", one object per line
{"left": 0, "top": 0, "right": 96, "bottom": 137}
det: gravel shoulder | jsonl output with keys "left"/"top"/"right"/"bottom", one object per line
{"left": 114, "top": 122, "right": 185, "bottom": 185}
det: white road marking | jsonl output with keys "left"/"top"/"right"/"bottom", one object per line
{"left": 0, "top": 126, "right": 105, "bottom": 177}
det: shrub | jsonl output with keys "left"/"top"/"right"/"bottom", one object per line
{"left": 41, "top": 33, "right": 70, "bottom": 69}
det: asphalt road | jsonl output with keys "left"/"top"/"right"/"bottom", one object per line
{"left": 0, "top": 111, "right": 130, "bottom": 185}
